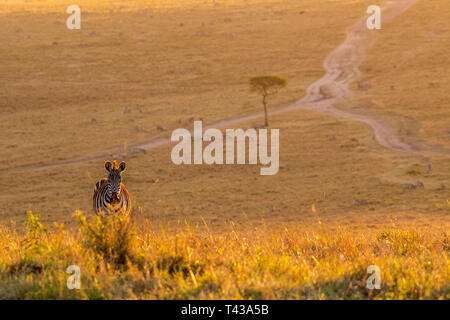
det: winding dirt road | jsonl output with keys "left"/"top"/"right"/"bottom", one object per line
{"left": 289, "top": 0, "right": 428, "bottom": 155}
{"left": 6, "top": 0, "right": 443, "bottom": 174}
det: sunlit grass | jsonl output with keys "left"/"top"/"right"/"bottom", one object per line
{"left": 0, "top": 211, "right": 448, "bottom": 299}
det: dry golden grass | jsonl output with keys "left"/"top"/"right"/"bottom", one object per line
{"left": 2, "top": 0, "right": 363, "bottom": 170}
{"left": 0, "top": 212, "right": 448, "bottom": 299}
{"left": 332, "top": 0, "right": 450, "bottom": 231}
{"left": 2, "top": 108, "right": 449, "bottom": 230}
{"left": 0, "top": 0, "right": 449, "bottom": 300}
{"left": 1, "top": 0, "right": 448, "bottom": 230}
{"left": 347, "top": 0, "right": 450, "bottom": 150}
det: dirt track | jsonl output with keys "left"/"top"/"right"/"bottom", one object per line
{"left": 290, "top": 0, "right": 432, "bottom": 155}
{"left": 6, "top": 0, "right": 443, "bottom": 174}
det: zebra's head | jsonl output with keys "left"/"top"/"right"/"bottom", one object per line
{"left": 105, "top": 160, "right": 126, "bottom": 200}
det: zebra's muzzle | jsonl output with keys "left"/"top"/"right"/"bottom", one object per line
{"left": 111, "top": 192, "right": 120, "bottom": 201}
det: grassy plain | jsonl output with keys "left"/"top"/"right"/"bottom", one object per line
{"left": 347, "top": 0, "right": 450, "bottom": 150}
{"left": 0, "top": 0, "right": 449, "bottom": 299}
{"left": 1, "top": 0, "right": 448, "bottom": 229}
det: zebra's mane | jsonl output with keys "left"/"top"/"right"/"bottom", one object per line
{"left": 111, "top": 160, "right": 119, "bottom": 170}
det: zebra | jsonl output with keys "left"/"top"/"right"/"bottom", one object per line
{"left": 93, "top": 160, "right": 131, "bottom": 216}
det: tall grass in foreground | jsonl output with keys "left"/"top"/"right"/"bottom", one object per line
{"left": 0, "top": 211, "right": 448, "bottom": 299}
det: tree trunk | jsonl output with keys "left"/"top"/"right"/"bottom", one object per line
{"left": 262, "top": 94, "right": 269, "bottom": 127}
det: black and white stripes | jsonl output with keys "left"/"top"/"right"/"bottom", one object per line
{"left": 93, "top": 160, "right": 131, "bottom": 216}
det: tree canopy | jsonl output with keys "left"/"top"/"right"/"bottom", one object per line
{"left": 249, "top": 75, "right": 287, "bottom": 95}
{"left": 249, "top": 75, "right": 287, "bottom": 127}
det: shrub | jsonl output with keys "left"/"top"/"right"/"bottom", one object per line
{"left": 75, "top": 211, "right": 143, "bottom": 270}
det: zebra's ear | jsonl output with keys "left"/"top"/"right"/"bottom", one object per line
{"left": 119, "top": 162, "right": 126, "bottom": 172}
{"left": 105, "top": 161, "right": 112, "bottom": 172}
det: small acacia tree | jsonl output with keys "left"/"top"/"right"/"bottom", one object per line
{"left": 249, "top": 75, "right": 287, "bottom": 127}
